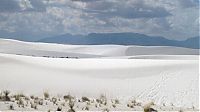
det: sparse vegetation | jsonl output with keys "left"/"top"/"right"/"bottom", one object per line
{"left": 82, "top": 96, "right": 90, "bottom": 102}
{"left": 44, "top": 91, "right": 50, "bottom": 100}
{"left": 17, "top": 98, "right": 25, "bottom": 107}
{"left": 67, "top": 99, "right": 75, "bottom": 112}
{"left": 38, "top": 99, "right": 43, "bottom": 105}
{"left": 51, "top": 97, "right": 57, "bottom": 105}
{"left": 143, "top": 102, "right": 157, "bottom": 112}
{"left": 114, "top": 98, "right": 120, "bottom": 104}
{"left": 1, "top": 90, "right": 11, "bottom": 101}
{"left": 13, "top": 93, "right": 25, "bottom": 101}
{"left": 112, "top": 104, "right": 116, "bottom": 108}
{"left": 97, "top": 94, "right": 107, "bottom": 105}
{"left": 127, "top": 103, "right": 134, "bottom": 108}
{"left": 64, "top": 94, "right": 74, "bottom": 101}
{"left": 0, "top": 90, "right": 195, "bottom": 111}
{"left": 57, "top": 106, "right": 62, "bottom": 111}
{"left": 30, "top": 102, "right": 37, "bottom": 110}
{"left": 9, "top": 104, "right": 14, "bottom": 110}
{"left": 30, "top": 95, "right": 34, "bottom": 99}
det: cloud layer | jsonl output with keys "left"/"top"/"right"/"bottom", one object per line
{"left": 0, "top": 0, "right": 199, "bottom": 41}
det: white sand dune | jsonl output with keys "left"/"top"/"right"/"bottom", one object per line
{"left": 0, "top": 39, "right": 199, "bottom": 110}
{"left": 0, "top": 53, "right": 198, "bottom": 108}
{"left": 0, "top": 39, "right": 198, "bottom": 58}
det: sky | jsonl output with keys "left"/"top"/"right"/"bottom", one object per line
{"left": 0, "top": 0, "right": 199, "bottom": 41}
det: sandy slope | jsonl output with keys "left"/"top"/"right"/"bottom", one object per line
{"left": 0, "top": 39, "right": 199, "bottom": 110}
{"left": 0, "top": 53, "right": 198, "bottom": 109}
{"left": 0, "top": 39, "right": 198, "bottom": 58}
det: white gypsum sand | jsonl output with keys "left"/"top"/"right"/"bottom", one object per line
{"left": 0, "top": 38, "right": 198, "bottom": 58}
{"left": 0, "top": 39, "right": 199, "bottom": 111}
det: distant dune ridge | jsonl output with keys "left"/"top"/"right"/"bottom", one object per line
{"left": 38, "top": 33, "right": 199, "bottom": 49}
{"left": 0, "top": 38, "right": 198, "bottom": 59}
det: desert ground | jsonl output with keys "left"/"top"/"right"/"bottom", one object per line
{"left": 0, "top": 39, "right": 199, "bottom": 111}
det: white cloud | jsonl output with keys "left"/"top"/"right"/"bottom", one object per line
{"left": 0, "top": 0, "right": 198, "bottom": 40}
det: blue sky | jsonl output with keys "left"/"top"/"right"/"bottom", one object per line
{"left": 0, "top": 0, "right": 199, "bottom": 41}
